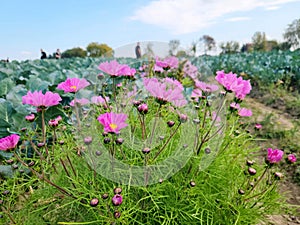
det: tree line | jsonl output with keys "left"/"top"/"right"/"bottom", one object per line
{"left": 47, "top": 42, "right": 114, "bottom": 59}
{"left": 180, "top": 18, "right": 299, "bottom": 56}
{"left": 49, "top": 18, "right": 299, "bottom": 59}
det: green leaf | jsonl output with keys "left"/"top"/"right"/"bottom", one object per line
{"left": 0, "top": 165, "right": 14, "bottom": 178}
{"left": 0, "top": 78, "right": 14, "bottom": 97}
{"left": 26, "top": 75, "right": 50, "bottom": 92}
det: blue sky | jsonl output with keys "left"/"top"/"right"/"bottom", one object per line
{"left": 1, "top": 0, "right": 300, "bottom": 61}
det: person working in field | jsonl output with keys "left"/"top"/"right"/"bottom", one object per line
{"left": 55, "top": 49, "right": 61, "bottom": 59}
{"left": 135, "top": 42, "right": 141, "bottom": 59}
{"left": 40, "top": 49, "right": 47, "bottom": 59}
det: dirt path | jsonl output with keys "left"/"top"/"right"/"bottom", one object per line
{"left": 245, "top": 98, "right": 300, "bottom": 224}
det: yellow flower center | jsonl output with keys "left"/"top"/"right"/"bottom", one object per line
{"left": 70, "top": 85, "right": 77, "bottom": 91}
{"left": 109, "top": 123, "right": 117, "bottom": 130}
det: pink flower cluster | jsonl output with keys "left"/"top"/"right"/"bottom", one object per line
{"left": 215, "top": 71, "right": 252, "bottom": 100}
{"left": 22, "top": 91, "right": 62, "bottom": 107}
{"left": 0, "top": 134, "right": 20, "bottom": 151}
{"left": 98, "top": 60, "right": 136, "bottom": 77}
{"left": 97, "top": 112, "right": 128, "bottom": 134}
{"left": 57, "top": 78, "right": 90, "bottom": 93}
{"left": 143, "top": 77, "right": 187, "bottom": 107}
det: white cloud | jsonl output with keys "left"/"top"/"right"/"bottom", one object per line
{"left": 130, "top": 0, "right": 300, "bottom": 34}
{"left": 264, "top": 6, "right": 280, "bottom": 10}
{"left": 226, "top": 17, "right": 251, "bottom": 22}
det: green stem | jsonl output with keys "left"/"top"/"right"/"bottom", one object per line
{"left": 152, "top": 122, "right": 181, "bottom": 162}
{"left": 248, "top": 166, "right": 269, "bottom": 195}
{"left": 14, "top": 153, "right": 76, "bottom": 199}
{"left": 1, "top": 206, "right": 16, "bottom": 224}
{"left": 41, "top": 108, "right": 46, "bottom": 144}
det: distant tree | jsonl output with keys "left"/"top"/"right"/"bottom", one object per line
{"left": 62, "top": 47, "right": 87, "bottom": 58}
{"left": 283, "top": 18, "right": 300, "bottom": 49}
{"left": 252, "top": 31, "right": 267, "bottom": 51}
{"left": 219, "top": 41, "right": 240, "bottom": 54}
{"left": 278, "top": 41, "right": 292, "bottom": 51}
{"left": 199, "top": 35, "right": 216, "bottom": 54}
{"left": 241, "top": 43, "right": 253, "bottom": 53}
{"left": 266, "top": 40, "right": 279, "bottom": 51}
{"left": 86, "top": 42, "right": 114, "bottom": 57}
{"left": 176, "top": 50, "right": 189, "bottom": 58}
{"left": 168, "top": 39, "right": 180, "bottom": 56}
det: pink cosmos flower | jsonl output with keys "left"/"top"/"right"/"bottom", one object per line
{"left": 97, "top": 112, "right": 128, "bottom": 134}
{"left": 48, "top": 119, "right": 59, "bottom": 127}
{"left": 0, "top": 134, "right": 20, "bottom": 151}
{"left": 22, "top": 91, "right": 62, "bottom": 107}
{"left": 57, "top": 78, "right": 90, "bottom": 93}
{"left": 238, "top": 108, "right": 252, "bottom": 117}
{"left": 118, "top": 65, "right": 136, "bottom": 77}
{"left": 98, "top": 60, "right": 123, "bottom": 76}
{"left": 267, "top": 148, "right": 284, "bottom": 164}
{"left": 98, "top": 60, "right": 136, "bottom": 77}
{"left": 143, "top": 78, "right": 187, "bottom": 107}
{"left": 215, "top": 71, "right": 251, "bottom": 100}
{"left": 195, "top": 80, "right": 219, "bottom": 92}
{"left": 287, "top": 154, "right": 297, "bottom": 163}
{"left": 233, "top": 78, "right": 252, "bottom": 100}
{"left": 215, "top": 71, "right": 238, "bottom": 91}
{"left": 91, "top": 96, "right": 109, "bottom": 107}
{"left": 70, "top": 98, "right": 90, "bottom": 107}
{"left": 183, "top": 61, "right": 198, "bottom": 80}
{"left": 48, "top": 115, "right": 63, "bottom": 127}
{"left": 155, "top": 56, "right": 179, "bottom": 69}
{"left": 230, "top": 102, "right": 241, "bottom": 110}
{"left": 191, "top": 88, "right": 202, "bottom": 101}
{"left": 255, "top": 124, "right": 262, "bottom": 130}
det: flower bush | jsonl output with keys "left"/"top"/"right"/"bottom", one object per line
{"left": 0, "top": 56, "right": 297, "bottom": 224}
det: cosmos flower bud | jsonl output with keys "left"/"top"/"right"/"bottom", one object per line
{"left": 274, "top": 172, "right": 284, "bottom": 180}
{"left": 287, "top": 154, "right": 297, "bottom": 163}
{"left": 142, "top": 147, "right": 150, "bottom": 154}
{"left": 248, "top": 167, "right": 257, "bottom": 175}
{"left": 114, "top": 211, "right": 121, "bottom": 219}
{"left": 90, "top": 198, "right": 99, "bottom": 207}
{"left": 238, "top": 189, "right": 245, "bottom": 195}
{"left": 114, "top": 187, "right": 122, "bottom": 194}
{"left": 137, "top": 103, "right": 148, "bottom": 114}
{"left": 84, "top": 136, "right": 93, "bottom": 145}
{"left": 25, "top": 114, "right": 35, "bottom": 122}
{"left": 246, "top": 160, "right": 255, "bottom": 166}
{"left": 112, "top": 194, "right": 123, "bottom": 206}
{"left": 189, "top": 181, "right": 196, "bottom": 187}
{"left": 104, "top": 137, "right": 111, "bottom": 144}
{"left": 179, "top": 114, "right": 188, "bottom": 123}
{"left": 95, "top": 150, "right": 102, "bottom": 156}
{"left": 102, "top": 193, "right": 109, "bottom": 200}
{"left": 115, "top": 138, "right": 124, "bottom": 145}
{"left": 167, "top": 121, "right": 175, "bottom": 127}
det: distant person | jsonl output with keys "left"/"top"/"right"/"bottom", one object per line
{"left": 40, "top": 49, "right": 47, "bottom": 59}
{"left": 135, "top": 42, "right": 141, "bottom": 59}
{"left": 55, "top": 49, "right": 61, "bottom": 59}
